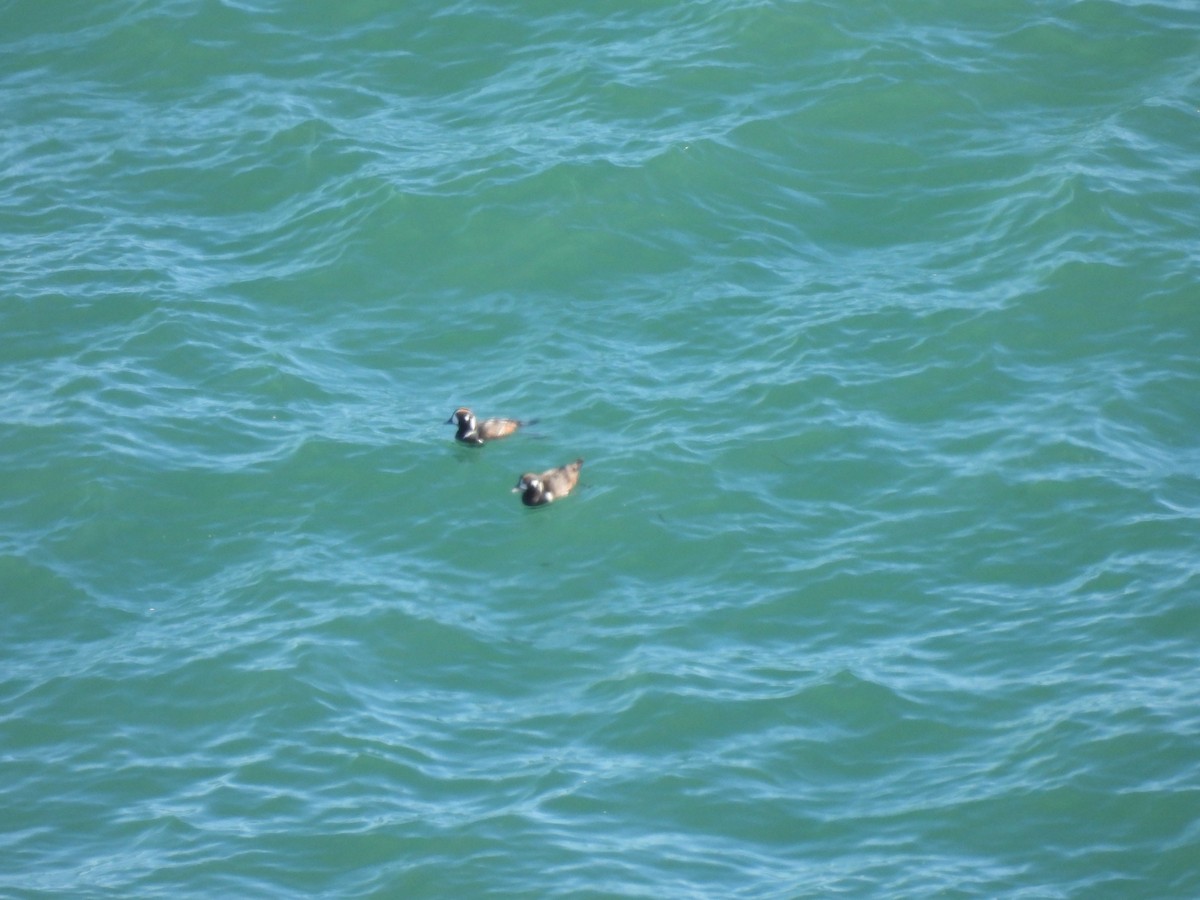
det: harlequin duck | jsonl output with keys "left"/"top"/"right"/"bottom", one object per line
{"left": 512, "top": 458, "right": 584, "bottom": 507}
{"left": 446, "top": 407, "right": 531, "bottom": 446}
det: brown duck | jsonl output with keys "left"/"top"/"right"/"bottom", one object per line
{"left": 512, "top": 458, "right": 584, "bottom": 507}
{"left": 446, "top": 407, "right": 531, "bottom": 446}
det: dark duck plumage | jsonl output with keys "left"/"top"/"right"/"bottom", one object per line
{"left": 446, "top": 407, "right": 529, "bottom": 446}
{"left": 512, "top": 458, "right": 584, "bottom": 507}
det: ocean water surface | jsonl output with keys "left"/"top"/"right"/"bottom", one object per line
{"left": 3, "top": 0, "right": 1199, "bottom": 896}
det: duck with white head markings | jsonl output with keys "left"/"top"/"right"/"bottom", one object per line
{"left": 513, "top": 459, "right": 584, "bottom": 506}
{"left": 446, "top": 407, "right": 530, "bottom": 446}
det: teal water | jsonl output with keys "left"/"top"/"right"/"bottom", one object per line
{"left": 3, "top": 0, "right": 1199, "bottom": 896}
